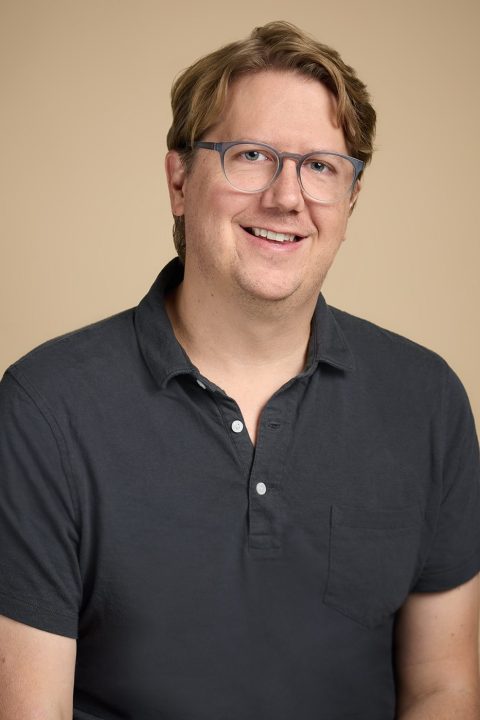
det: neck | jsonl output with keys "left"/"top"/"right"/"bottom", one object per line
{"left": 165, "top": 269, "right": 318, "bottom": 381}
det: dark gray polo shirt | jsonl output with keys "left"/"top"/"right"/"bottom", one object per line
{"left": 1, "top": 258, "right": 479, "bottom": 720}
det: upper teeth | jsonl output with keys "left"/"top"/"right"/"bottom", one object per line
{"left": 251, "top": 227, "right": 297, "bottom": 242}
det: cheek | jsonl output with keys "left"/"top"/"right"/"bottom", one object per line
{"left": 312, "top": 203, "right": 351, "bottom": 242}
{"left": 182, "top": 187, "right": 239, "bottom": 262}
{"left": 186, "top": 187, "right": 253, "bottom": 237}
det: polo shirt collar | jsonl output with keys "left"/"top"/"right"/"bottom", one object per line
{"left": 309, "top": 293, "right": 356, "bottom": 373}
{"left": 134, "top": 258, "right": 193, "bottom": 388}
{"left": 134, "top": 257, "right": 355, "bottom": 389}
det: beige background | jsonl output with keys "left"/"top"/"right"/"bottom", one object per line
{"left": 1, "top": 0, "right": 479, "bottom": 432}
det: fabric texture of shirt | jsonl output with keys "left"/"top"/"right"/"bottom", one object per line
{"left": 1, "top": 257, "right": 479, "bottom": 720}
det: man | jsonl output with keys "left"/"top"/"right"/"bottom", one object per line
{"left": 0, "top": 20, "right": 479, "bottom": 720}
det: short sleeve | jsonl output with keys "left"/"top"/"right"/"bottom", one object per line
{"left": 413, "top": 364, "right": 480, "bottom": 592}
{"left": 0, "top": 370, "right": 81, "bottom": 637}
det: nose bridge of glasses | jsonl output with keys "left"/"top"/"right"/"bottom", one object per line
{"left": 275, "top": 151, "right": 304, "bottom": 183}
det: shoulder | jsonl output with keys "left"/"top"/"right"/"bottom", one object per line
{"left": 3, "top": 308, "right": 139, "bottom": 409}
{"left": 325, "top": 305, "right": 473, "bottom": 425}
{"left": 330, "top": 304, "right": 451, "bottom": 381}
{"left": 331, "top": 305, "right": 443, "bottom": 362}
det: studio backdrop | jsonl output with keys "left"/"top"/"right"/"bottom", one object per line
{"left": 1, "top": 0, "right": 479, "bottom": 431}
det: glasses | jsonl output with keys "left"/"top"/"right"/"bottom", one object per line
{"left": 193, "top": 140, "right": 364, "bottom": 204}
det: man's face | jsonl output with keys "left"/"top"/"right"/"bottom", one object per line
{"left": 166, "top": 70, "right": 360, "bottom": 307}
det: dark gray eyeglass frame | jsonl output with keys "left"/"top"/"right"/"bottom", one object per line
{"left": 193, "top": 140, "right": 364, "bottom": 202}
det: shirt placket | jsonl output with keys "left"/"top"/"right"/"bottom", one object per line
{"left": 210, "top": 381, "right": 298, "bottom": 559}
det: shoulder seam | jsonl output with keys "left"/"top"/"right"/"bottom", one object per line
{"left": 10, "top": 307, "right": 135, "bottom": 367}
{"left": 329, "top": 306, "right": 447, "bottom": 362}
{"left": 5, "top": 368, "right": 81, "bottom": 523}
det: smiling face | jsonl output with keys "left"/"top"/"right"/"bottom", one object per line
{"left": 165, "top": 70, "right": 360, "bottom": 308}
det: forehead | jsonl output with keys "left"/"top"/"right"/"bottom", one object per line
{"left": 206, "top": 70, "right": 347, "bottom": 153}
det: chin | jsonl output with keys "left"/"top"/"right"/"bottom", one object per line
{"left": 237, "top": 277, "right": 306, "bottom": 305}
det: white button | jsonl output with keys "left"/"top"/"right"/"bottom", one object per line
{"left": 231, "top": 420, "right": 244, "bottom": 433}
{"left": 196, "top": 379, "right": 206, "bottom": 390}
{"left": 256, "top": 482, "right": 267, "bottom": 496}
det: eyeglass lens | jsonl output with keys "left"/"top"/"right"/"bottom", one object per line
{"left": 223, "top": 143, "right": 356, "bottom": 202}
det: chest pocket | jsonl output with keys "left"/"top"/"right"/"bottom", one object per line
{"left": 323, "top": 504, "right": 423, "bottom": 629}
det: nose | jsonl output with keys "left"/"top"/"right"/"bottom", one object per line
{"left": 260, "top": 157, "right": 305, "bottom": 213}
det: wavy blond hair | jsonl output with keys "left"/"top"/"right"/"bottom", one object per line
{"left": 167, "top": 21, "right": 376, "bottom": 261}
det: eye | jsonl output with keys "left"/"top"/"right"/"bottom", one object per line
{"left": 307, "top": 160, "right": 331, "bottom": 174}
{"left": 241, "top": 150, "right": 268, "bottom": 162}
{"left": 226, "top": 144, "right": 276, "bottom": 166}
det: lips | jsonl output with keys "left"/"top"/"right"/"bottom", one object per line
{"left": 242, "top": 226, "right": 305, "bottom": 243}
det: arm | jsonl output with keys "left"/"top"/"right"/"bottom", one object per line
{"left": 395, "top": 573, "right": 480, "bottom": 719}
{"left": 0, "top": 615, "right": 76, "bottom": 720}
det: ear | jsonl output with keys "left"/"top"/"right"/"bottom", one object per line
{"left": 348, "top": 179, "right": 362, "bottom": 216}
{"left": 165, "top": 150, "right": 187, "bottom": 216}
{"left": 342, "top": 179, "right": 362, "bottom": 242}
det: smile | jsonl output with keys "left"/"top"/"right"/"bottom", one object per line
{"left": 243, "top": 226, "right": 303, "bottom": 243}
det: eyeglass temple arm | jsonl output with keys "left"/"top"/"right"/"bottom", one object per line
{"left": 192, "top": 141, "right": 220, "bottom": 151}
